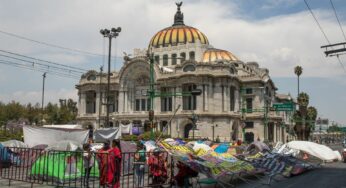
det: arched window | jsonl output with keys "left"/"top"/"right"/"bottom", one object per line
{"left": 87, "top": 75, "right": 96, "bottom": 81}
{"left": 163, "top": 54, "right": 168, "bottom": 66}
{"left": 171, "top": 54, "right": 177, "bottom": 65}
{"left": 154, "top": 55, "right": 160, "bottom": 64}
{"left": 189, "top": 51, "right": 195, "bottom": 60}
{"left": 183, "top": 64, "right": 196, "bottom": 72}
{"left": 230, "top": 86, "right": 236, "bottom": 111}
{"left": 180, "top": 52, "right": 186, "bottom": 64}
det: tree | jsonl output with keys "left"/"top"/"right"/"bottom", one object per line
{"left": 294, "top": 92, "right": 309, "bottom": 140}
{"left": 294, "top": 66, "right": 303, "bottom": 97}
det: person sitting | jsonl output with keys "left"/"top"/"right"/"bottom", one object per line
{"left": 173, "top": 161, "right": 199, "bottom": 187}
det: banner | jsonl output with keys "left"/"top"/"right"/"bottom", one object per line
{"left": 23, "top": 126, "right": 89, "bottom": 148}
{"left": 93, "top": 127, "right": 121, "bottom": 142}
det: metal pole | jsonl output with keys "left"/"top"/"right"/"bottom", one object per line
{"left": 98, "top": 66, "right": 103, "bottom": 128}
{"left": 41, "top": 72, "right": 46, "bottom": 125}
{"left": 149, "top": 53, "right": 155, "bottom": 139}
{"left": 105, "top": 37, "right": 112, "bottom": 127}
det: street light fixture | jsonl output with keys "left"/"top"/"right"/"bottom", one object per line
{"left": 100, "top": 27, "right": 121, "bottom": 127}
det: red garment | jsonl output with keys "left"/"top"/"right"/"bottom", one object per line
{"left": 97, "top": 148, "right": 111, "bottom": 186}
{"left": 107, "top": 147, "right": 122, "bottom": 188}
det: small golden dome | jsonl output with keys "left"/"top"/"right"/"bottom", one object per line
{"left": 202, "top": 48, "right": 238, "bottom": 63}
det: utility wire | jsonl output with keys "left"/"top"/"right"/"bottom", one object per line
{"left": 0, "top": 54, "right": 84, "bottom": 74}
{"left": 304, "top": 0, "right": 331, "bottom": 44}
{"left": 330, "top": 0, "right": 346, "bottom": 42}
{"left": 0, "top": 29, "right": 120, "bottom": 59}
{"left": 0, "top": 60, "right": 80, "bottom": 79}
{"left": 0, "top": 49, "right": 88, "bottom": 72}
{"left": 304, "top": 0, "right": 346, "bottom": 73}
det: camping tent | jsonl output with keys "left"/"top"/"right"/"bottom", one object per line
{"left": 31, "top": 152, "right": 99, "bottom": 183}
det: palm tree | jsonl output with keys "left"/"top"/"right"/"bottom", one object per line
{"left": 294, "top": 66, "right": 303, "bottom": 97}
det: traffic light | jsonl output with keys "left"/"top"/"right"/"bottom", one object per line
{"left": 149, "top": 110, "right": 154, "bottom": 121}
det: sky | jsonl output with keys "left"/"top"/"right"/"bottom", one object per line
{"left": 0, "top": 0, "right": 345, "bottom": 125}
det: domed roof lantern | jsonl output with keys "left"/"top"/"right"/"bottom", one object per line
{"left": 173, "top": 2, "right": 184, "bottom": 26}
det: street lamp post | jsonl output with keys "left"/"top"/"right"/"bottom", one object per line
{"left": 41, "top": 72, "right": 46, "bottom": 125}
{"left": 100, "top": 27, "right": 121, "bottom": 127}
{"left": 98, "top": 66, "right": 103, "bottom": 128}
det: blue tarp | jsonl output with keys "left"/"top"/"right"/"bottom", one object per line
{"left": 214, "top": 143, "right": 229, "bottom": 154}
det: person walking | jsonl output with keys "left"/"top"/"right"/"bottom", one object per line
{"left": 134, "top": 144, "right": 146, "bottom": 187}
{"left": 108, "top": 139, "right": 122, "bottom": 188}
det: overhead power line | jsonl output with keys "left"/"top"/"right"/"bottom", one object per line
{"left": 0, "top": 49, "right": 88, "bottom": 72}
{"left": 0, "top": 29, "right": 121, "bottom": 59}
{"left": 0, "top": 60, "right": 80, "bottom": 79}
{"left": 304, "top": 0, "right": 346, "bottom": 73}
{"left": 330, "top": 0, "right": 346, "bottom": 42}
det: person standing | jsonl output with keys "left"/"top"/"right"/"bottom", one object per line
{"left": 108, "top": 139, "right": 122, "bottom": 188}
{"left": 83, "top": 143, "right": 94, "bottom": 188}
{"left": 134, "top": 144, "right": 146, "bottom": 187}
{"left": 97, "top": 141, "right": 111, "bottom": 187}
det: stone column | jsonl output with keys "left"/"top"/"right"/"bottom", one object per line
{"left": 80, "top": 92, "right": 86, "bottom": 115}
{"left": 118, "top": 90, "right": 124, "bottom": 113}
{"left": 213, "top": 84, "right": 222, "bottom": 113}
{"left": 176, "top": 86, "right": 182, "bottom": 110}
{"left": 96, "top": 91, "right": 101, "bottom": 115}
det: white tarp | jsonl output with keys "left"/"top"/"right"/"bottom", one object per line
{"left": 286, "top": 141, "right": 342, "bottom": 161}
{"left": 23, "top": 126, "right": 89, "bottom": 148}
{"left": 121, "top": 123, "right": 132, "bottom": 134}
{"left": 1, "top": 140, "right": 28, "bottom": 148}
{"left": 93, "top": 127, "right": 121, "bottom": 142}
{"left": 43, "top": 124, "right": 82, "bottom": 129}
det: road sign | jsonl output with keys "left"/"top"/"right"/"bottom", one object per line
{"left": 272, "top": 102, "right": 294, "bottom": 111}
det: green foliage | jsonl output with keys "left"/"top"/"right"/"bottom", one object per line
{"left": 294, "top": 66, "right": 303, "bottom": 77}
{"left": 0, "top": 99, "right": 77, "bottom": 126}
{"left": 328, "top": 125, "right": 341, "bottom": 133}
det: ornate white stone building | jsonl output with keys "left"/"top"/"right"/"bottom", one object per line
{"left": 76, "top": 3, "right": 292, "bottom": 143}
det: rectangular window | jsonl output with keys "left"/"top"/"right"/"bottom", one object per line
{"left": 245, "top": 122, "right": 254, "bottom": 129}
{"left": 154, "top": 55, "right": 160, "bottom": 64}
{"left": 180, "top": 52, "right": 186, "bottom": 64}
{"left": 182, "top": 84, "right": 197, "bottom": 110}
{"left": 230, "top": 86, "right": 235, "bottom": 111}
{"left": 246, "top": 98, "right": 253, "bottom": 113}
{"left": 171, "top": 54, "right": 177, "bottom": 65}
{"left": 135, "top": 99, "right": 140, "bottom": 111}
{"left": 245, "top": 88, "right": 253, "bottom": 94}
{"left": 141, "top": 99, "right": 146, "bottom": 111}
{"left": 86, "top": 91, "right": 96, "bottom": 114}
{"left": 163, "top": 54, "right": 168, "bottom": 66}
{"left": 161, "top": 88, "right": 173, "bottom": 111}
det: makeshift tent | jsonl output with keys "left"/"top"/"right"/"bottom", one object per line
{"left": 0, "top": 143, "right": 21, "bottom": 167}
{"left": 285, "top": 141, "right": 341, "bottom": 161}
{"left": 23, "top": 126, "right": 89, "bottom": 148}
{"left": 93, "top": 127, "right": 121, "bottom": 142}
{"left": 31, "top": 152, "right": 99, "bottom": 183}
{"left": 45, "top": 140, "right": 82, "bottom": 151}
{"left": 1, "top": 140, "right": 28, "bottom": 148}
{"left": 43, "top": 124, "right": 83, "bottom": 129}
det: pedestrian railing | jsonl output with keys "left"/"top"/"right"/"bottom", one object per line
{"left": 0, "top": 147, "right": 175, "bottom": 187}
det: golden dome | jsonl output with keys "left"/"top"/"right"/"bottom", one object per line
{"left": 202, "top": 48, "right": 238, "bottom": 63}
{"left": 149, "top": 2, "right": 209, "bottom": 48}
{"left": 149, "top": 26, "right": 209, "bottom": 48}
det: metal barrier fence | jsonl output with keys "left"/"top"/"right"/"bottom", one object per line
{"left": 0, "top": 147, "right": 175, "bottom": 187}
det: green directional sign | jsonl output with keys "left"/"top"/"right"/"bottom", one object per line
{"left": 272, "top": 102, "right": 294, "bottom": 111}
